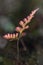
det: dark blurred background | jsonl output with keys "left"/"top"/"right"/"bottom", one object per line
{"left": 0, "top": 0, "right": 43, "bottom": 65}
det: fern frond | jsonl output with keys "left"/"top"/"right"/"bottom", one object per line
{"left": 3, "top": 8, "right": 39, "bottom": 40}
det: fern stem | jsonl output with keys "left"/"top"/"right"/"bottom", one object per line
{"left": 16, "top": 34, "right": 21, "bottom": 65}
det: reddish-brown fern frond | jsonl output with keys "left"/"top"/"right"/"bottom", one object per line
{"left": 16, "top": 8, "right": 39, "bottom": 34}
{"left": 3, "top": 8, "right": 39, "bottom": 40}
{"left": 3, "top": 33, "right": 18, "bottom": 40}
